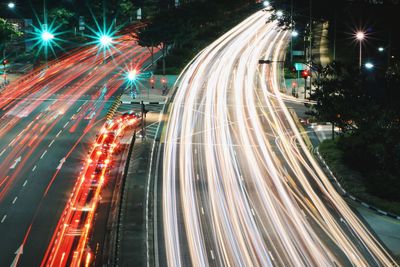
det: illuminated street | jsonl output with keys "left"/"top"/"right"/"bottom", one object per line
{"left": 0, "top": 33, "right": 152, "bottom": 265}
{"left": 1, "top": 1, "right": 400, "bottom": 266}
{"left": 162, "top": 11, "right": 396, "bottom": 266}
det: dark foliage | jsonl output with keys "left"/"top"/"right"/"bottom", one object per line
{"left": 310, "top": 61, "right": 400, "bottom": 200}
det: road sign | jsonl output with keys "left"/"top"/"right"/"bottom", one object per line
{"left": 79, "top": 16, "right": 85, "bottom": 31}
{"left": 294, "top": 63, "right": 307, "bottom": 71}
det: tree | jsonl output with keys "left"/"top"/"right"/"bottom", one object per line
{"left": 310, "top": 61, "right": 400, "bottom": 200}
{"left": 0, "top": 18, "right": 23, "bottom": 61}
{"left": 0, "top": 18, "right": 23, "bottom": 47}
{"left": 49, "top": 8, "right": 75, "bottom": 30}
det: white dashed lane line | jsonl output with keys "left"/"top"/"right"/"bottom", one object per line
{"left": 48, "top": 140, "right": 55, "bottom": 147}
{"left": 40, "top": 150, "right": 47, "bottom": 159}
{"left": 12, "top": 197, "right": 18, "bottom": 204}
{"left": 32, "top": 165, "right": 37, "bottom": 172}
{"left": 1, "top": 215, "right": 7, "bottom": 223}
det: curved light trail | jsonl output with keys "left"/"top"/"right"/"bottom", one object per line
{"left": 163, "top": 11, "right": 397, "bottom": 267}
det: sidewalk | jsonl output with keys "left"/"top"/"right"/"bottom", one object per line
{"left": 113, "top": 74, "right": 177, "bottom": 266}
{"left": 121, "top": 75, "right": 177, "bottom": 104}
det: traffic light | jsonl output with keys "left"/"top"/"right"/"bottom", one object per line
{"left": 161, "top": 77, "right": 167, "bottom": 84}
{"left": 301, "top": 69, "right": 310, "bottom": 79}
{"left": 2, "top": 60, "right": 8, "bottom": 66}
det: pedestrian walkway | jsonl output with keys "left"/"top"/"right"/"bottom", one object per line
{"left": 121, "top": 75, "right": 177, "bottom": 104}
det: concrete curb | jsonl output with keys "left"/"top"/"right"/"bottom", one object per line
{"left": 122, "top": 101, "right": 166, "bottom": 105}
{"left": 315, "top": 147, "right": 400, "bottom": 221}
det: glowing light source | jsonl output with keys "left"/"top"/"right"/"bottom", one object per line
{"left": 127, "top": 69, "right": 137, "bottom": 82}
{"left": 276, "top": 10, "right": 283, "bottom": 18}
{"left": 41, "top": 30, "right": 54, "bottom": 42}
{"left": 8, "top": 2, "right": 15, "bottom": 9}
{"left": 356, "top": 31, "right": 365, "bottom": 41}
{"left": 365, "top": 62, "right": 374, "bottom": 69}
{"left": 378, "top": 47, "right": 384, "bottom": 52}
{"left": 99, "top": 35, "right": 112, "bottom": 47}
{"left": 291, "top": 30, "right": 299, "bottom": 37}
{"left": 263, "top": 1, "right": 270, "bottom": 7}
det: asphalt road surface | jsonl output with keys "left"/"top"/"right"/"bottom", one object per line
{"left": 161, "top": 11, "right": 397, "bottom": 267}
{"left": 0, "top": 33, "right": 153, "bottom": 266}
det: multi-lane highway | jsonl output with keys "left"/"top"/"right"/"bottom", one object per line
{"left": 162, "top": 11, "right": 397, "bottom": 267}
{"left": 0, "top": 33, "right": 152, "bottom": 266}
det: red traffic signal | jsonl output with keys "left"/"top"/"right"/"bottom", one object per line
{"left": 161, "top": 78, "right": 167, "bottom": 84}
{"left": 2, "top": 60, "right": 8, "bottom": 65}
{"left": 301, "top": 69, "right": 310, "bottom": 79}
{"left": 150, "top": 77, "right": 155, "bottom": 84}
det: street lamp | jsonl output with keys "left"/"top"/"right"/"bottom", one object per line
{"left": 290, "top": 30, "right": 298, "bottom": 62}
{"left": 355, "top": 31, "right": 365, "bottom": 70}
{"left": 263, "top": 1, "right": 270, "bottom": 7}
{"left": 127, "top": 69, "right": 137, "bottom": 82}
{"left": 276, "top": 10, "right": 283, "bottom": 18}
{"left": 364, "top": 62, "right": 374, "bottom": 69}
{"left": 99, "top": 35, "right": 112, "bottom": 47}
{"left": 41, "top": 30, "right": 54, "bottom": 43}
{"left": 7, "top": 2, "right": 15, "bottom": 9}
{"left": 378, "top": 47, "right": 384, "bottom": 52}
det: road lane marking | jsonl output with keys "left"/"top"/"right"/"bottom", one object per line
{"left": 9, "top": 138, "right": 16, "bottom": 146}
{"left": 0, "top": 149, "right": 6, "bottom": 156}
{"left": 268, "top": 251, "right": 275, "bottom": 261}
{"left": 210, "top": 250, "right": 215, "bottom": 260}
{"left": 10, "top": 156, "right": 22, "bottom": 169}
{"left": 12, "top": 197, "right": 18, "bottom": 204}
{"left": 1, "top": 215, "right": 6, "bottom": 223}
{"left": 77, "top": 106, "right": 82, "bottom": 112}
{"left": 56, "top": 130, "right": 62, "bottom": 137}
{"left": 23, "top": 180, "right": 28, "bottom": 187}
{"left": 63, "top": 121, "right": 70, "bottom": 128}
{"left": 32, "top": 165, "right": 37, "bottom": 172}
{"left": 48, "top": 140, "right": 55, "bottom": 147}
{"left": 40, "top": 150, "right": 47, "bottom": 159}
{"left": 201, "top": 207, "right": 204, "bottom": 215}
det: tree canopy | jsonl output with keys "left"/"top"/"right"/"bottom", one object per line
{"left": 310, "top": 62, "right": 400, "bottom": 200}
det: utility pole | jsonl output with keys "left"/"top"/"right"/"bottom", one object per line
{"left": 309, "top": 0, "right": 312, "bottom": 64}
{"left": 141, "top": 101, "right": 147, "bottom": 140}
{"left": 333, "top": 8, "right": 337, "bottom": 61}
{"left": 290, "top": 0, "right": 294, "bottom": 62}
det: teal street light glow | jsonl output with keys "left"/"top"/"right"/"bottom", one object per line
{"left": 291, "top": 30, "right": 299, "bottom": 37}
{"left": 127, "top": 69, "right": 137, "bottom": 82}
{"left": 378, "top": 47, "right": 384, "bottom": 52}
{"left": 263, "top": 1, "right": 270, "bottom": 7}
{"left": 276, "top": 10, "right": 283, "bottom": 18}
{"left": 99, "top": 34, "right": 112, "bottom": 47}
{"left": 7, "top": 2, "right": 15, "bottom": 9}
{"left": 365, "top": 62, "right": 374, "bottom": 69}
{"left": 41, "top": 30, "right": 54, "bottom": 42}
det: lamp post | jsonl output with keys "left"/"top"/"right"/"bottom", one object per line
{"left": 41, "top": 29, "right": 54, "bottom": 67}
{"left": 364, "top": 62, "right": 374, "bottom": 70}
{"left": 291, "top": 30, "right": 298, "bottom": 62}
{"left": 356, "top": 31, "right": 365, "bottom": 70}
{"left": 7, "top": 2, "right": 15, "bottom": 9}
{"left": 127, "top": 69, "right": 137, "bottom": 98}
